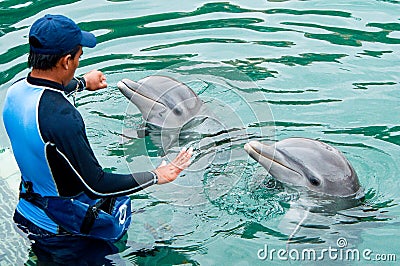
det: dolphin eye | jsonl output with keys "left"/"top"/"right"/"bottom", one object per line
{"left": 309, "top": 178, "right": 321, "bottom": 186}
{"left": 173, "top": 106, "right": 183, "bottom": 116}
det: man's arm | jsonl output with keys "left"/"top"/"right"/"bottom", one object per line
{"left": 64, "top": 70, "right": 107, "bottom": 95}
{"left": 44, "top": 71, "right": 192, "bottom": 198}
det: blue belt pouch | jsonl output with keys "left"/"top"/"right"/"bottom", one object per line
{"left": 43, "top": 193, "right": 132, "bottom": 242}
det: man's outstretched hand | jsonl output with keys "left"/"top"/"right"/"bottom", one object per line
{"left": 154, "top": 147, "right": 193, "bottom": 184}
{"left": 84, "top": 70, "right": 107, "bottom": 91}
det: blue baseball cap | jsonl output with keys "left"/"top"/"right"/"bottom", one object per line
{"left": 29, "top": 14, "right": 96, "bottom": 55}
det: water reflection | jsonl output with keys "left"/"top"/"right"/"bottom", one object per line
{"left": 1, "top": 0, "right": 400, "bottom": 264}
{"left": 123, "top": 245, "right": 201, "bottom": 266}
{"left": 26, "top": 234, "right": 124, "bottom": 265}
{"left": 282, "top": 21, "right": 400, "bottom": 46}
{"left": 324, "top": 125, "right": 400, "bottom": 146}
{"left": 0, "top": 0, "right": 78, "bottom": 32}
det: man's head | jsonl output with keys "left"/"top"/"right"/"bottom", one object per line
{"left": 28, "top": 14, "right": 96, "bottom": 72}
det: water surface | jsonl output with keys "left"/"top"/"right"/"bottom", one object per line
{"left": 0, "top": 0, "right": 399, "bottom": 264}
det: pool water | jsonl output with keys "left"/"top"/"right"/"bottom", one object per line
{"left": 0, "top": 0, "right": 399, "bottom": 265}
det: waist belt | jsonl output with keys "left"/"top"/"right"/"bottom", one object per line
{"left": 19, "top": 180, "right": 132, "bottom": 242}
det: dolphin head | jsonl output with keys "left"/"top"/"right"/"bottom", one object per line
{"left": 244, "top": 138, "right": 362, "bottom": 197}
{"left": 117, "top": 75, "right": 203, "bottom": 128}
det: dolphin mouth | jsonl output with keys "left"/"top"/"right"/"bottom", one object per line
{"left": 117, "top": 79, "right": 167, "bottom": 109}
{"left": 244, "top": 141, "right": 301, "bottom": 176}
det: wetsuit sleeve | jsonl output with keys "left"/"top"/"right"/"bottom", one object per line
{"left": 64, "top": 77, "right": 85, "bottom": 95}
{"left": 39, "top": 90, "right": 157, "bottom": 198}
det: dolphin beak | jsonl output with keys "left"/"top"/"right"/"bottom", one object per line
{"left": 244, "top": 141, "right": 302, "bottom": 183}
{"left": 117, "top": 79, "right": 141, "bottom": 100}
{"left": 117, "top": 78, "right": 166, "bottom": 110}
{"left": 244, "top": 141, "right": 274, "bottom": 162}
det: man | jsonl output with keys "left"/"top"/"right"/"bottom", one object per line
{"left": 2, "top": 14, "right": 192, "bottom": 261}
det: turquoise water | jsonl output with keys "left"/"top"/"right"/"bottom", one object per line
{"left": 1, "top": 0, "right": 399, "bottom": 265}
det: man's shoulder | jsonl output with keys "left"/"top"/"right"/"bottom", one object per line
{"left": 6, "top": 77, "right": 28, "bottom": 95}
{"left": 38, "top": 90, "right": 85, "bottom": 142}
{"left": 41, "top": 89, "right": 75, "bottom": 107}
{"left": 11, "top": 77, "right": 26, "bottom": 85}
{"left": 39, "top": 90, "right": 83, "bottom": 125}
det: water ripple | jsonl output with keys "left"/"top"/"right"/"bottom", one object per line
{"left": 282, "top": 21, "right": 400, "bottom": 46}
{"left": 1, "top": 0, "right": 400, "bottom": 264}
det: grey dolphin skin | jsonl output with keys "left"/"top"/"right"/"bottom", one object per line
{"left": 117, "top": 75, "right": 204, "bottom": 128}
{"left": 244, "top": 138, "right": 363, "bottom": 197}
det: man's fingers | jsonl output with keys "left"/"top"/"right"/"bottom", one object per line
{"left": 176, "top": 147, "right": 193, "bottom": 160}
{"left": 172, "top": 147, "right": 193, "bottom": 167}
{"left": 155, "top": 148, "right": 193, "bottom": 184}
{"left": 181, "top": 159, "right": 191, "bottom": 170}
{"left": 156, "top": 147, "right": 193, "bottom": 175}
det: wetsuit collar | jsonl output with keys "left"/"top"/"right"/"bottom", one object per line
{"left": 27, "top": 73, "right": 65, "bottom": 92}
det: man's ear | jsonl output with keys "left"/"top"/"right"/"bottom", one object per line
{"left": 58, "top": 54, "right": 71, "bottom": 70}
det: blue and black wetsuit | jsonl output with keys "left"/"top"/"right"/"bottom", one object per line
{"left": 2, "top": 74, "right": 157, "bottom": 234}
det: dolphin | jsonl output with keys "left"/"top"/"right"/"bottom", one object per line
{"left": 244, "top": 138, "right": 363, "bottom": 198}
{"left": 117, "top": 75, "right": 205, "bottom": 129}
